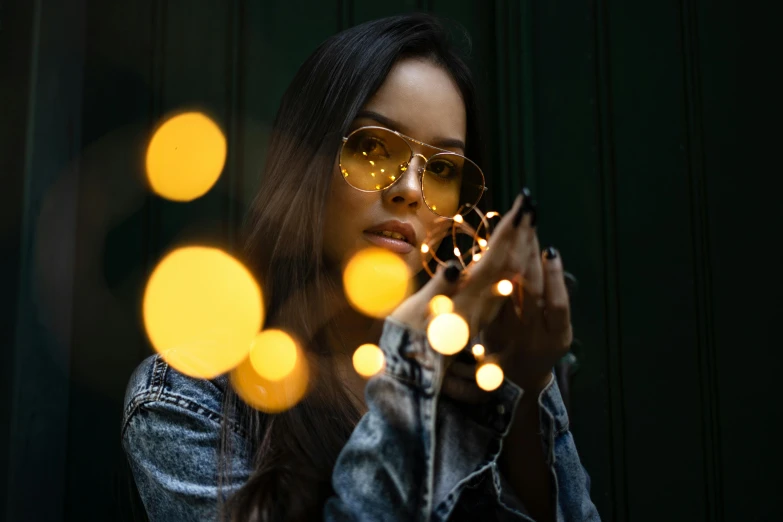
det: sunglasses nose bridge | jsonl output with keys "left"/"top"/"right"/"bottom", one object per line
{"left": 411, "top": 153, "right": 428, "bottom": 176}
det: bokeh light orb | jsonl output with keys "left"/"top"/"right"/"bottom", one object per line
{"left": 496, "top": 279, "right": 514, "bottom": 296}
{"left": 146, "top": 112, "right": 227, "bottom": 202}
{"left": 476, "top": 362, "right": 504, "bottom": 391}
{"left": 427, "top": 312, "right": 469, "bottom": 355}
{"left": 343, "top": 247, "right": 411, "bottom": 318}
{"left": 231, "top": 350, "right": 309, "bottom": 413}
{"left": 429, "top": 294, "right": 454, "bottom": 316}
{"left": 352, "top": 343, "right": 385, "bottom": 378}
{"left": 249, "top": 329, "right": 298, "bottom": 381}
{"left": 471, "top": 344, "right": 485, "bottom": 358}
{"left": 143, "top": 247, "right": 263, "bottom": 378}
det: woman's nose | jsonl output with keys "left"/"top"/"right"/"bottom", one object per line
{"left": 383, "top": 155, "right": 425, "bottom": 209}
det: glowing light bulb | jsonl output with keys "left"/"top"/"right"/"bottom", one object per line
{"left": 421, "top": 244, "right": 430, "bottom": 253}
{"left": 471, "top": 344, "right": 485, "bottom": 358}
{"left": 486, "top": 212, "right": 497, "bottom": 218}
{"left": 429, "top": 295, "right": 454, "bottom": 316}
{"left": 478, "top": 238, "right": 488, "bottom": 248}
{"left": 353, "top": 343, "right": 385, "bottom": 377}
{"left": 453, "top": 247, "right": 461, "bottom": 257}
{"left": 249, "top": 329, "right": 298, "bottom": 381}
{"left": 427, "top": 313, "right": 469, "bottom": 355}
{"left": 496, "top": 279, "right": 513, "bottom": 296}
{"left": 453, "top": 214, "right": 464, "bottom": 223}
{"left": 145, "top": 112, "right": 227, "bottom": 202}
{"left": 472, "top": 253, "right": 482, "bottom": 262}
{"left": 369, "top": 160, "right": 375, "bottom": 166}
{"left": 476, "top": 363, "right": 504, "bottom": 391}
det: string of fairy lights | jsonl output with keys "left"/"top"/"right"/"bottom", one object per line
{"left": 419, "top": 205, "right": 511, "bottom": 391}
{"left": 142, "top": 111, "right": 512, "bottom": 413}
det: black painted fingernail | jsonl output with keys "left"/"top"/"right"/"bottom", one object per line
{"left": 444, "top": 261, "right": 462, "bottom": 283}
{"left": 514, "top": 188, "right": 537, "bottom": 228}
{"left": 544, "top": 246, "right": 558, "bottom": 260}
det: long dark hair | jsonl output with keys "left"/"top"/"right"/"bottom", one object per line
{"left": 221, "top": 13, "right": 485, "bottom": 521}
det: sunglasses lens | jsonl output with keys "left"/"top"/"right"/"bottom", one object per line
{"left": 421, "top": 153, "right": 484, "bottom": 217}
{"left": 340, "top": 128, "right": 486, "bottom": 216}
{"left": 340, "top": 128, "right": 410, "bottom": 191}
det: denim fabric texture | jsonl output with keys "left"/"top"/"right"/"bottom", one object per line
{"left": 122, "top": 318, "right": 600, "bottom": 521}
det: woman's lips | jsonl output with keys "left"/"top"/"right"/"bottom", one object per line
{"left": 362, "top": 232, "right": 415, "bottom": 254}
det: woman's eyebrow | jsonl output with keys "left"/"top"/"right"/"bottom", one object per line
{"left": 354, "top": 110, "right": 466, "bottom": 151}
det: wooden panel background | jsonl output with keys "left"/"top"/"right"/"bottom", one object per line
{"left": 2, "top": 0, "right": 776, "bottom": 520}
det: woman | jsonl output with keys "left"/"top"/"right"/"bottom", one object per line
{"left": 122, "top": 13, "right": 600, "bottom": 521}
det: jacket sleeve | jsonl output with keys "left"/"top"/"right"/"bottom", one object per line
{"left": 324, "top": 317, "right": 445, "bottom": 522}
{"left": 537, "top": 375, "right": 601, "bottom": 521}
{"left": 121, "top": 358, "right": 253, "bottom": 521}
{"left": 324, "top": 318, "right": 602, "bottom": 522}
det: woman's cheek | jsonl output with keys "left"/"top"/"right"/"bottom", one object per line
{"left": 323, "top": 186, "right": 373, "bottom": 267}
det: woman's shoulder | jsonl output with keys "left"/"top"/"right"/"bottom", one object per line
{"left": 121, "top": 355, "right": 255, "bottom": 519}
{"left": 122, "top": 354, "right": 234, "bottom": 436}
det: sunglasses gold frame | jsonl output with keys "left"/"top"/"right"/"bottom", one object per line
{"left": 339, "top": 125, "right": 487, "bottom": 217}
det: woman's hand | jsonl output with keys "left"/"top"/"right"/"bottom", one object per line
{"left": 483, "top": 240, "right": 573, "bottom": 393}
{"left": 441, "top": 190, "right": 573, "bottom": 400}
{"left": 390, "top": 191, "right": 545, "bottom": 401}
{"left": 449, "top": 192, "right": 539, "bottom": 332}
{"left": 390, "top": 192, "right": 536, "bottom": 335}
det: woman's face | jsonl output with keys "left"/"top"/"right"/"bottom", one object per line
{"left": 323, "top": 58, "right": 468, "bottom": 275}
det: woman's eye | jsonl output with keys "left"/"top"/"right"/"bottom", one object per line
{"left": 358, "top": 137, "right": 389, "bottom": 158}
{"left": 428, "top": 160, "right": 458, "bottom": 179}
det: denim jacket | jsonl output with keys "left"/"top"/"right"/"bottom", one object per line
{"left": 122, "top": 318, "right": 600, "bottom": 521}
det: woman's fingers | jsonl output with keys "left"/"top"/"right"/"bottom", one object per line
{"left": 458, "top": 191, "right": 534, "bottom": 300}
{"left": 466, "top": 214, "right": 517, "bottom": 286}
{"left": 494, "top": 192, "right": 525, "bottom": 241}
{"left": 449, "top": 190, "right": 539, "bottom": 337}
{"left": 541, "top": 247, "right": 572, "bottom": 344}
{"left": 512, "top": 231, "right": 543, "bottom": 326}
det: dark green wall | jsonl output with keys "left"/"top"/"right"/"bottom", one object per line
{"left": 2, "top": 0, "right": 775, "bottom": 520}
